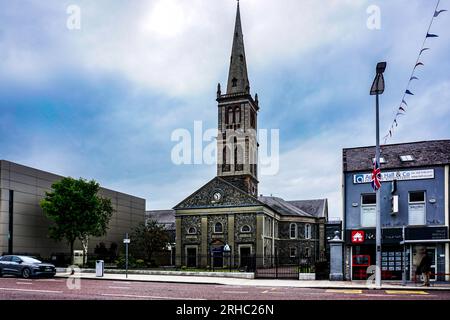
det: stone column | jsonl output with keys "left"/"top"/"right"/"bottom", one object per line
{"left": 329, "top": 231, "right": 345, "bottom": 281}
{"left": 227, "top": 214, "right": 235, "bottom": 268}
{"left": 175, "top": 217, "right": 182, "bottom": 267}
{"left": 256, "top": 214, "right": 264, "bottom": 267}
{"left": 201, "top": 216, "right": 208, "bottom": 267}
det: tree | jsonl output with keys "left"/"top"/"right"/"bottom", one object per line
{"left": 131, "top": 220, "right": 170, "bottom": 263}
{"left": 40, "top": 177, "right": 114, "bottom": 265}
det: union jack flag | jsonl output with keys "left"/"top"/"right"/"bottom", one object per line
{"left": 371, "top": 159, "right": 381, "bottom": 191}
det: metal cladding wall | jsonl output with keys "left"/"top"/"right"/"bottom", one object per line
{"left": 345, "top": 166, "right": 445, "bottom": 229}
{"left": 0, "top": 160, "right": 145, "bottom": 258}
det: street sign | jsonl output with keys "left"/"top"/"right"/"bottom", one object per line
{"left": 123, "top": 238, "right": 130, "bottom": 244}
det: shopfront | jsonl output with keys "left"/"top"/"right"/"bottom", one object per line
{"left": 346, "top": 226, "right": 449, "bottom": 281}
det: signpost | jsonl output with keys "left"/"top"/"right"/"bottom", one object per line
{"left": 124, "top": 234, "right": 130, "bottom": 279}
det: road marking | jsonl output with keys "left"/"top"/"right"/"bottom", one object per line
{"left": 101, "top": 293, "right": 205, "bottom": 300}
{"left": 113, "top": 281, "right": 131, "bottom": 284}
{"left": 0, "top": 287, "right": 63, "bottom": 294}
{"left": 16, "top": 279, "right": 32, "bottom": 282}
{"left": 35, "top": 279, "right": 63, "bottom": 282}
{"left": 16, "top": 282, "right": 33, "bottom": 285}
{"left": 222, "top": 291, "right": 249, "bottom": 294}
{"left": 326, "top": 289, "right": 363, "bottom": 294}
{"left": 108, "top": 286, "right": 131, "bottom": 290}
{"left": 385, "top": 290, "right": 429, "bottom": 295}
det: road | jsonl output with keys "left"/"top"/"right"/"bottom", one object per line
{"left": 0, "top": 276, "right": 449, "bottom": 300}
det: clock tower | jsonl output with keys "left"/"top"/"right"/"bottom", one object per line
{"left": 216, "top": 1, "right": 259, "bottom": 196}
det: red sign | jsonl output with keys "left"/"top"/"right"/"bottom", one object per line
{"left": 351, "top": 230, "right": 365, "bottom": 244}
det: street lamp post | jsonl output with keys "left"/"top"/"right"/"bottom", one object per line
{"left": 370, "top": 61, "right": 387, "bottom": 289}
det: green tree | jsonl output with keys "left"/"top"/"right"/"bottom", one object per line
{"left": 40, "top": 177, "right": 114, "bottom": 264}
{"left": 131, "top": 220, "right": 170, "bottom": 263}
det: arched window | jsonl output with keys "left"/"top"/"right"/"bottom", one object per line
{"left": 241, "top": 225, "right": 251, "bottom": 233}
{"left": 214, "top": 222, "right": 223, "bottom": 234}
{"left": 250, "top": 111, "right": 255, "bottom": 128}
{"left": 239, "top": 54, "right": 244, "bottom": 62}
{"left": 234, "top": 137, "right": 238, "bottom": 167}
{"left": 290, "top": 223, "right": 297, "bottom": 239}
{"left": 227, "top": 107, "right": 234, "bottom": 125}
{"left": 222, "top": 146, "right": 227, "bottom": 165}
{"left": 235, "top": 107, "right": 240, "bottom": 124}
{"left": 187, "top": 227, "right": 197, "bottom": 235}
{"left": 305, "top": 224, "right": 312, "bottom": 240}
{"left": 232, "top": 78, "right": 237, "bottom": 87}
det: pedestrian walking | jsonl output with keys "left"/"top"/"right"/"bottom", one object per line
{"left": 418, "top": 250, "right": 432, "bottom": 287}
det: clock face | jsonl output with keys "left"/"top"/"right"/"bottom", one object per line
{"left": 213, "top": 192, "right": 222, "bottom": 201}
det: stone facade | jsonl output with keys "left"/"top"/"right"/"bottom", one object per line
{"left": 172, "top": 3, "right": 328, "bottom": 270}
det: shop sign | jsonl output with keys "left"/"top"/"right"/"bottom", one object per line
{"left": 406, "top": 227, "right": 448, "bottom": 240}
{"left": 353, "top": 169, "right": 434, "bottom": 184}
{"left": 346, "top": 228, "right": 402, "bottom": 245}
{"left": 351, "top": 231, "right": 365, "bottom": 243}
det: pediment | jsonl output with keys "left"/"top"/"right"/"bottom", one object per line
{"left": 174, "top": 177, "right": 261, "bottom": 210}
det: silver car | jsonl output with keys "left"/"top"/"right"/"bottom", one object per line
{"left": 0, "top": 255, "right": 56, "bottom": 279}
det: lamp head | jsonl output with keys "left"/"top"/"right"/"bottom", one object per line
{"left": 376, "top": 62, "right": 387, "bottom": 74}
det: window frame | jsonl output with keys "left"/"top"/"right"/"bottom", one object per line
{"left": 360, "top": 193, "right": 376, "bottom": 228}
{"left": 408, "top": 191, "right": 426, "bottom": 226}
{"left": 289, "top": 223, "right": 297, "bottom": 239}
{"left": 214, "top": 222, "right": 224, "bottom": 234}
{"left": 305, "top": 224, "right": 312, "bottom": 240}
{"left": 290, "top": 247, "right": 297, "bottom": 258}
{"left": 240, "top": 225, "right": 251, "bottom": 233}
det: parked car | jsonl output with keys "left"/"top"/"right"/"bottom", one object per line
{"left": 0, "top": 255, "right": 56, "bottom": 279}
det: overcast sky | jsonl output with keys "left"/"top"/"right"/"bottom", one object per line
{"left": 1, "top": 0, "right": 449, "bottom": 219}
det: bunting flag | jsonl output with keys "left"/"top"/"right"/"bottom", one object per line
{"left": 383, "top": 0, "right": 446, "bottom": 145}
{"left": 435, "top": 9, "right": 448, "bottom": 17}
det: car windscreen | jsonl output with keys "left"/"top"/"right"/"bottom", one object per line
{"left": 20, "top": 257, "right": 42, "bottom": 264}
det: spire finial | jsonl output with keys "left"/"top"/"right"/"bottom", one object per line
{"left": 226, "top": 0, "right": 249, "bottom": 94}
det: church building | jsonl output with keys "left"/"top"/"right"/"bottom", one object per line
{"left": 172, "top": 2, "right": 328, "bottom": 269}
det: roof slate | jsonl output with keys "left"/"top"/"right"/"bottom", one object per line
{"left": 343, "top": 140, "right": 450, "bottom": 172}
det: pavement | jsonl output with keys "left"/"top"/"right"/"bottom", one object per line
{"left": 55, "top": 271, "right": 450, "bottom": 291}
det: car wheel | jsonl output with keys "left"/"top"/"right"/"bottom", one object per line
{"left": 22, "top": 268, "right": 32, "bottom": 279}
{"left": 0, "top": 268, "right": 3, "bottom": 277}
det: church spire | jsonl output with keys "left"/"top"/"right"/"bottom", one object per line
{"left": 226, "top": 1, "right": 250, "bottom": 94}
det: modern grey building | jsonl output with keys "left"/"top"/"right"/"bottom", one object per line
{"left": 342, "top": 140, "right": 450, "bottom": 281}
{"left": 0, "top": 160, "right": 146, "bottom": 259}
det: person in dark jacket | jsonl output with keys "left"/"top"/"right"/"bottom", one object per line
{"left": 418, "top": 251, "right": 433, "bottom": 286}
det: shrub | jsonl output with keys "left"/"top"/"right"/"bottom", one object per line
{"left": 135, "top": 259, "right": 146, "bottom": 268}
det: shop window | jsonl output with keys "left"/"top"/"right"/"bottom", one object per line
{"left": 290, "top": 247, "right": 297, "bottom": 258}
{"left": 290, "top": 223, "right": 297, "bottom": 239}
{"left": 361, "top": 194, "right": 376, "bottom": 227}
{"left": 305, "top": 224, "right": 312, "bottom": 239}
{"left": 214, "top": 222, "right": 223, "bottom": 234}
{"left": 409, "top": 191, "right": 426, "bottom": 226}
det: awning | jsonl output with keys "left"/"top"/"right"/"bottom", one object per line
{"left": 400, "top": 239, "right": 450, "bottom": 245}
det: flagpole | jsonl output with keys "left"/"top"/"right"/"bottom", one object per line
{"left": 375, "top": 91, "right": 382, "bottom": 289}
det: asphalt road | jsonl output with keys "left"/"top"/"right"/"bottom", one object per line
{"left": 0, "top": 276, "right": 449, "bottom": 300}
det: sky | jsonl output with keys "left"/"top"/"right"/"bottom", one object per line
{"left": 1, "top": 0, "right": 449, "bottom": 219}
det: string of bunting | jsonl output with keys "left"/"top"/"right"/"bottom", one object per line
{"left": 383, "top": 0, "right": 447, "bottom": 144}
